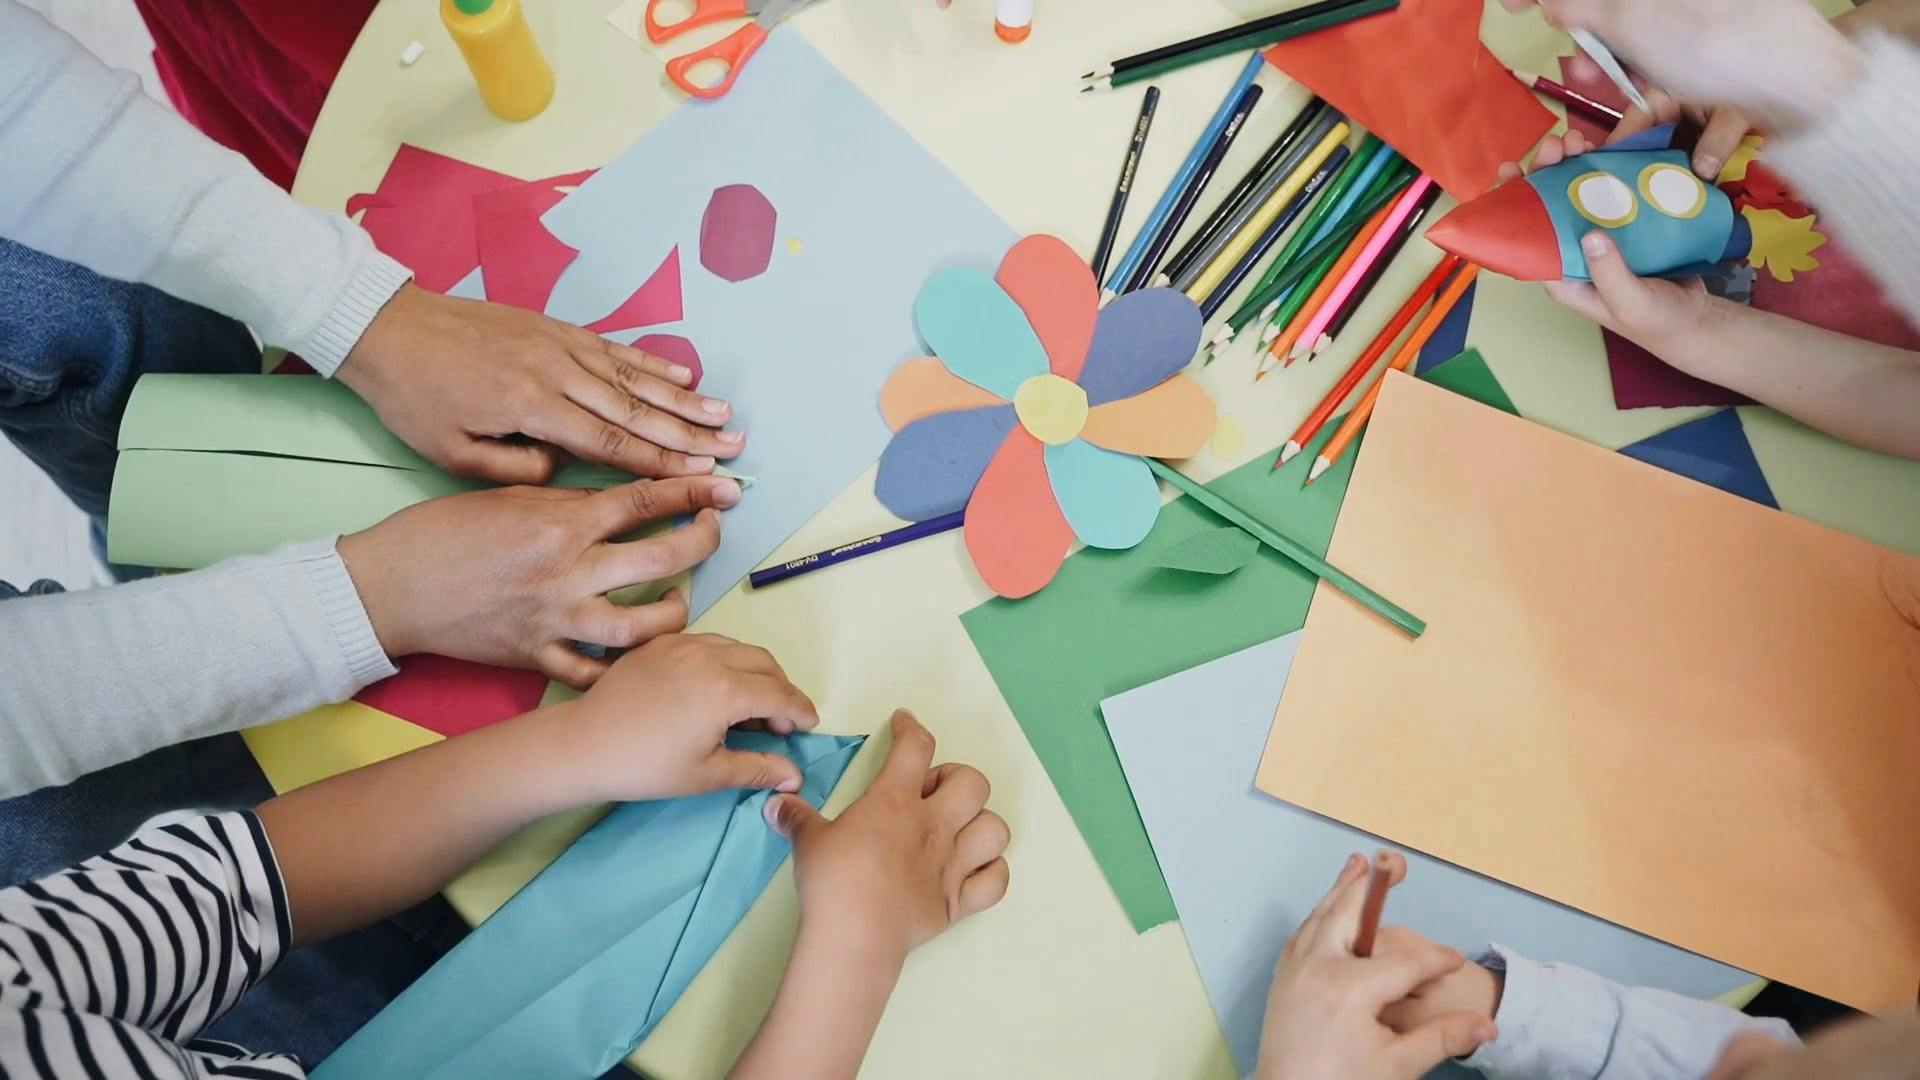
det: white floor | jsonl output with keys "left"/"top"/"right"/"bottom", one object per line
{"left": 3, "top": 0, "right": 163, "bottom": 590}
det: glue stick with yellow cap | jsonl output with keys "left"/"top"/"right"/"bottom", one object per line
{"left": 440, "top": 0, "right": 555, "bottom": 121}
{"left": 995, "top": 0, "right": 1033, "bottom": 42}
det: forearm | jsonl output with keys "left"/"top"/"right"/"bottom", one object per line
{"left": 729, "top": 918, "right": 906, "bottom": 1080}
{"left": 0, "top": 538, "right": 394, "bottom": 796}
{"left": 1658, "top": 300, "right": 1920, "bottom": 461}
{"left": 257, "top": 701, "right": 590, "bottom": 948}
{"left": 1837, "top": 0, "right": 1920, "bottom": 46}
{"left": 0, "top": 1, "right": 411, "bottom": 374}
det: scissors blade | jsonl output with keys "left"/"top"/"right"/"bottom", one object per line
{"left": 1569, "top": 29, "right": 1650, "bottom": 115}
{"left": 755, "top": 0, "right": 821, "bottom": 28}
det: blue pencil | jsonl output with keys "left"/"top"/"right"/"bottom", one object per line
{"left": 1102, "top": 52, "right": 1266, "bottom": 299}
{"left": 1121, "top": 83, "right": 1262, "bottom": 295}
{"left": 1242, "top": 139, "right": 1399, "bottom": 336}
{"left": 749, "top": 511, "right": 966, "bottom": 588}
{"left": 1200, "top": 143, "right": 1350, "bottom": 322}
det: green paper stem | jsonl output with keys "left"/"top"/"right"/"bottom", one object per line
{"left": 1146, "top": 457, "right": 1425, "bottom": 638}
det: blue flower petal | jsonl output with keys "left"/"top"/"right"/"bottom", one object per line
{"left": 874, "top": 405, "right": 1018, "bottom": 522}
{"left": 1044, "top": 438, "right": 1160, "bottom": 549}
{"left": 1078, "top": 288, "right": 1203, "bottom": 406}
{"left": 915, "top": 269, "right": 1050, "bottom": 400}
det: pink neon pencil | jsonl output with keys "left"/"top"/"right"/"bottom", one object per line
{"left": 1287, "top": 174, "right": 1435, "bottom": 363}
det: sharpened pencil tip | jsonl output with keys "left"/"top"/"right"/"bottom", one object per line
{"left": 1286, "top": 342, "right": 1309, "bottom": 363}
{"left": 1080, "top": 70, "right": 1095, "bottom": 79}
{"left": 1306, "top": 457, "right": 1330, "bottom": 484}
{"left": 1080, "top": 84, "right": 1094, "bottom": 94}
{"left": 1279, "top": 441, "right": 1302, "bottom": 463}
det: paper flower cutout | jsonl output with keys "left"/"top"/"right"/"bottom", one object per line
{"left": 874, "top": 235, "right": 1214, "bottom": 598}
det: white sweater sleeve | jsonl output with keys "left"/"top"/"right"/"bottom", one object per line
{"left": 0, "top": 0, "right": 413, "bottom": 375}
{"left": 1766, "top": 31, "right": 1920, "bottom": 330}
{"left": 0, "top": 539, "right": 397, "bottom": 798}
{"left": 1458, "top": 944, "right": 1798, "bottom": 1080}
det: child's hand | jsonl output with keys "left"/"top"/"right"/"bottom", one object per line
{"left": 338, "top": 476, "right": 740, "bottom": 688}
{"left": 765, "top": 710, "right": 1010, "bottom": 963}
{"left": 1255, "top": 852, "right": 1496, "bottom": 1080}
{"left": 1379, "top": 948, "right": 1503, "bottom": 1039}
{"left": 556, "top": 633, "right": 820, "bottom": 802}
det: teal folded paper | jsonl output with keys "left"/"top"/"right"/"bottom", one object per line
{"left": 314, "top": 730, "right": 865, "bottom": 1079}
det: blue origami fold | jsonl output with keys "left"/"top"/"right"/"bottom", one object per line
{"left": 315, "top": 730, "right": 866, "bottom": 1079}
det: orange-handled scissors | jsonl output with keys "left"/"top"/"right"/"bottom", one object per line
{"left": 647, "top": 0, "right": 827, "bottom": 100}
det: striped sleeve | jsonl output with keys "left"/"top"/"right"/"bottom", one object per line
{"left": 0, "top": 811, "right": 306, "bottom": 1078}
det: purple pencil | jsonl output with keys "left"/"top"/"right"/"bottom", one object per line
{"left": 749, "top": 511, "right": 966, "bottom": 588}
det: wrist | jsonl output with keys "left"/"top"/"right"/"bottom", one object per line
{"left": 795, "top": 906, "right": 909, "bottom": 983}
{"left": 333, "top": 281, "right": 421, "bottom": 397}
{"left": 335, "top": 528, "right": 417, "bottom": 659}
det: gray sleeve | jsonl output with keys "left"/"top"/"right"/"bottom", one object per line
{"left": 1459, "top": 944, "right": 1798, "bottom": 1080}
{"left": 0, "top": 539, "right": 397, "bottom": 797}
{"left": 0, "top": 0, "right": 412, "bottom": 374}
{"left": 1765, "top": 31, "right": 1920, "bottom": 330}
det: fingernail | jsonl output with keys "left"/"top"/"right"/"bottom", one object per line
{"left": 702, "top": 398, "right": 728, "bottom": 415}
{"left": 762, "top": 797, "right": 783, "bottom": 826}
{"left": 711, "top": 478, "right": 742, "bottom": 506}
{"left": 718, "top": 429, "right": 745, "bottom": 445}
{"left": 1581, "top": 232, "right": 1609, "bottom": 257}
{"left": 662, "top": 586, "right": 685, "bottom": 604}
{"left": 668, "top": 363, "right": 693, "bottom": 383}
{"left": 687, "top": 455, "right": 715, "bottom": 471}
{"left": 1694, "top": 155, "right": 1721, "bottom": 179}
{"left": 778, "top": 775, "right": 801, "bottom": 793}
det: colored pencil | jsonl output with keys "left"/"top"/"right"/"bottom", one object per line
{"left": 1288, "top": 175, "right": 1435, "bottom": 363}
{"left": 1352, "top": 851, "right": 1394, "bottom": 958}
{"left": 1267, "top": 197, "right": 1394, "bottom": 362}
{"left": 1081, "top": 0, "right": 1399, "bottom": 92}
{"left": 1124, "top": 84, "right": 1263, "bottom": 294}
{"left": 1199, "top": 143, "right": 1349, "bottom": 322}
{"left": 1305, "top": 263, "right": 1479, "bottom": 484}
{"left": 1311, "top": 180, "right": 1443, "bottom": 359}
{"left": 1274, "top": 254, "right": 1460, "bottom": 467}
{"left": 1169, "top": 106, "right": 1344, "bottom": 293}
{"left": 1185, "top": 121, "right": 1351, "bottom": 303}
{"left": 1146, "top": 457, "right": 1423, "bottom": 638}
{"left": 1083, "top": 0, "right": 1389, "bottom": 79}
{"left": 1567, "top": 28, "right": 1649, "bottom": 114}
{"left": 1159, "top": 99, "right": 1330, "bottom": 289}
{"left": 1509, "top": 68, "right": 1623, "bottom": 127}
{"left": 1089, "top": 86, "right": 1161, "bottom": 284}
{"left": 1103, "top": 53, "right": 1264, "bottom": 299}
{"left": 749, "top": 511, "right": 965, "bottom": 588}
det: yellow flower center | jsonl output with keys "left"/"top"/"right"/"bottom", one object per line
{"left": 1013, "top": 373, "right": 1089, "bottom": 445}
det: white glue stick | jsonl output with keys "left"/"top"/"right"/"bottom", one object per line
{"left": 995, "top": 0, "right": 1033, "bottom": 42}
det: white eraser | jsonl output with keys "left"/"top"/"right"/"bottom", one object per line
{"left": 400, "top": 40, "right": 424, "bottom": 67}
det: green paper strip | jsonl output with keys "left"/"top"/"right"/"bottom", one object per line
{"left": 1145, "top": 458, "right": 1424, "bottom": 637}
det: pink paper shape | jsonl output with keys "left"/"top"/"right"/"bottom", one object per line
{"left": 1605, "top": 331, "right": 1752, "bottom": 409}
{"left": 346, "top": 145, "right": 524, "bottom": 293}
{"left": 631, "top": 333, "right": 703, "bottom": 389}
{"left": 353, "top": 654, "right": 549, "bottom": 739}
{"left": 584, "top": 247, "right": 684, "bottom": 334}
{"left": 472, "top": 169, "right": 594, "bottom": 313}
{"left": 699, "top": 184, "right": 777, "bottom": 282}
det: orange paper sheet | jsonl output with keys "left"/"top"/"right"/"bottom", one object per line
{"left": 1262, "top": 0, "right": 1554, "bottom": 199}
{"left": 1257, "top": 373, "right": 1920, "bottom": 1011}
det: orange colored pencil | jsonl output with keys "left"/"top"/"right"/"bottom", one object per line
{"left": 1304, "top": 263, "right": 1479, "bottom": 485}
{"left": 1274, "top": 254, "right": 1460, "bottom": 469}
{"left": 1265, "top": 200, "right": 1396, "bottom": 370}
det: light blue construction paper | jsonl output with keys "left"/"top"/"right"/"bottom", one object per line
{"left": 1078, "top": 288, "right": 1202, "bottom": 406}
{"left": 315, "top": 730, "right": 865, "bottom": 1080}
{"left": 913, "top": 269, "right": 1048, "bottom": 399}
{"left": 1526, "top": 145, "right": 1737, "bottom": 281}
{"left": 874, "top": 404, "right": 1016, "bottom": 522}
{"left": 535, "top": 32, "right": 1015, "bottom": 617}
{"left": 1046, "top": 438, "right": 1159, "bottom": 549}
{"left": 1100, "top": 635, "right": 1752, "bottom": 1079}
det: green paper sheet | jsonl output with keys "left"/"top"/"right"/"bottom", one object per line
{"left": 1422, "top": 348, "right": 1518, "bottom": 417}
{"left": 1151, "top": 526, "right": 1260, "bottom": 576}
{"left": 959, "top": 349, "right": 1509, "bottom": 931}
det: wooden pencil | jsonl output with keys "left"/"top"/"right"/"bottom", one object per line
{"left": 1123, "top": 83, "right": 1263, "bottom": 293}
{"left": 1289, "top": 175, "right": 1435, "bottom": 363}
{"left": 1305, "top": 263, "right": 1479, "bottom": 485}
{"left": 1509, "top": 68, "right": 1623, "bottom": 127}
{"left": 1266, "top": 197, "right": 1394, "bottom": 364}
{"left": 1083, "top": 0, "right": 1399, "bottom": 92}
{"left": 1274, "top": 254, "right": 1460, "bottom": 467}
{"left": 1158, "top": 99, "right": 1328, "bottom": 288}
{"left": 1306, "top": 179, "right": 1443, "bottom": 360}
{"left": 1352, "top": 851, "right": 1394, "bottom": 958}
{"left": 1084, "top": 0, "right": 1392, "bottom": 80}
{"left": 1199, "top": 143, "right": 1350, "bottom": 323}
{"left": 1173, "top": 107, "right": 1345, "bottom": 294}
{"left": 1089, "top": 86, "right": 1161, "bottom": 284}
{"left": 1184, "top": 122, "right": 1351, "bottom": 304}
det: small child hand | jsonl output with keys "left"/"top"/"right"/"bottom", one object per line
{"left": 557, "top": 633, "right": 820, "bottom": 803}
{"left": 1379, "top": 945, "right": 1503, "bottom": 1039}
{"left": 765, "top": 710, "right": 1010, "bottom": 963}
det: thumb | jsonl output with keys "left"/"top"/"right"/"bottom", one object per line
{"left": 706, "top": 748, "right": 803, "bottom": 794}
{"left": 762, "top": 791, "right": 826, "bottom": 843}
{"left": 1579, "top": 231, "right": 1660, "bottom": 326}
{"left": 1393, "top": 1012, "right": 1497, "bottom": 1072}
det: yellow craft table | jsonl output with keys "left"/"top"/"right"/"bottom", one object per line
{"left": 265, "top": 1, "right": 1920, "bottom": 1077}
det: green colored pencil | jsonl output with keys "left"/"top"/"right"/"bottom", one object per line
{"left": 1081, "top": 0, "right": 1399, "bottom": 93}
{"left": 1246, "top": 135, "right": 1378, "bottom": 300}
{"left": 1253, "top": 166, "right": 1414, "bottom": 341}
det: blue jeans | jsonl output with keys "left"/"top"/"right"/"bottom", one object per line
{"left": 0, "top": 242, "right": 465, "bottom": 1068}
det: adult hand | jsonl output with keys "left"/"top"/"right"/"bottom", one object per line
{"left": 1499, "top": 0, "right": 1860, "bottom": 134}
{"left": 766, "top": 710, "right": 1011, "bottom": 962}
{"left": 1604, "top": 85, "right": 1753, "bottom": 182}
{"left": 337, "top": 475, "right": 739, "bottom": 686}
{"left": 1255, "top": 852, "right": 1496, "bottom": 1080}
{"left": 553, "top": 633, "right": 821, "bottom": 802}
{"left": 336, "top": 283, "right": 745, "bottom": 484}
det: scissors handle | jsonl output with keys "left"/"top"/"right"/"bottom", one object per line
{"left": 665, "top": 21, "right": 769, "bottom": 100}
{"left": 645, "top": 0, "right": 750, "bottom": 44}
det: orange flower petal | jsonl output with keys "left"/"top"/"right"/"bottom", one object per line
{"left": 965, "top": 428, "right": 1074, "bottom": 598}
{"left": 1078, "top": 376, "right": 1217, "bottom": 458}
{"left": 997, "top": 235, "right": 1098, "bottom": 382}
{"left": 879, "top": 357, "right": 1006, "bottom": 431}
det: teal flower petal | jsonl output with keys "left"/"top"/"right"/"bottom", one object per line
{"left": 1044, "top": 438, "right": 1159, "bottom": 549}
{"left": 915, "top": 268, "right": 1050, "bottom": 400}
